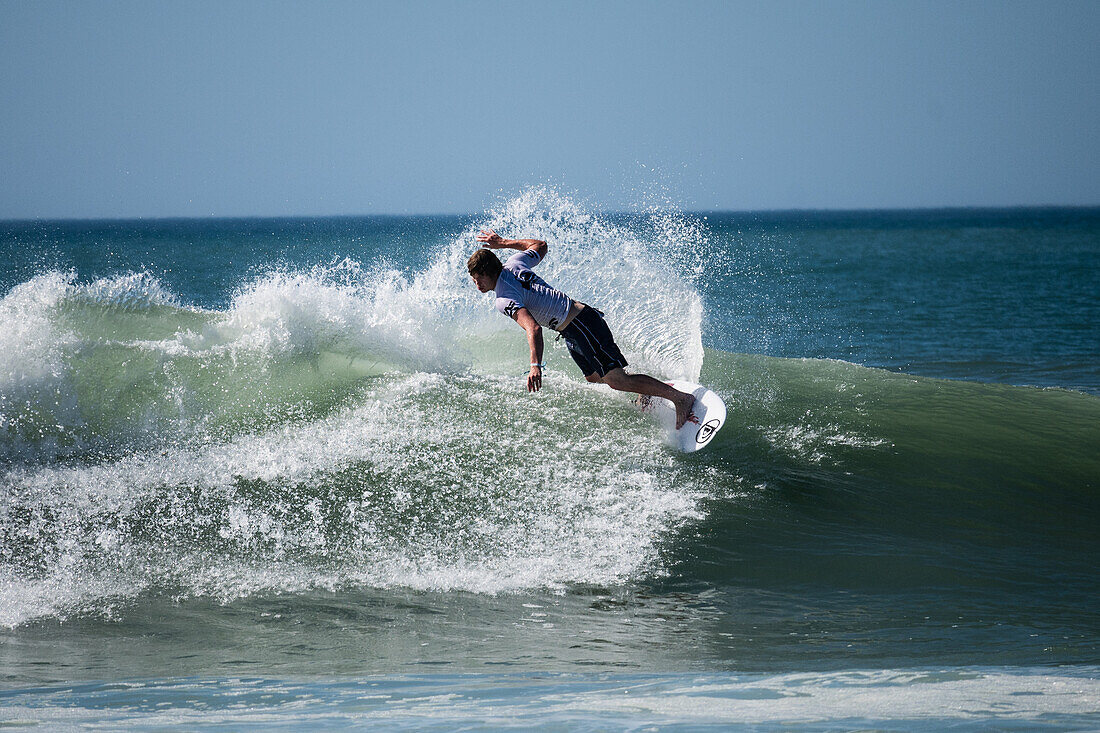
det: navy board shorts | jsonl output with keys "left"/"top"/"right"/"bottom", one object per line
{"left": 559, "top": 306, "right": 628, "bottom": 378}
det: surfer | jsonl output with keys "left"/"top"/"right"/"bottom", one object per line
{"left": 468, "top": 229, "right": 696, "bottom": 429}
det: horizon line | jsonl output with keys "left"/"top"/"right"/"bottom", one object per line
{"left": 3, "top": 203, "right": 1100, "bottom": 225}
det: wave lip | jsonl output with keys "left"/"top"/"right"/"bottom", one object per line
{"left": 2, "top": 191, "right": 708, "bottom": 465}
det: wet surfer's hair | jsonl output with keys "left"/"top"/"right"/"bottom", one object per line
{"left": 467, "top": 248, "right": 503, "bottom": 278}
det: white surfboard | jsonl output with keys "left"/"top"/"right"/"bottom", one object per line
{"left": 637, "top": 380, "right": 726, "bottom": 452}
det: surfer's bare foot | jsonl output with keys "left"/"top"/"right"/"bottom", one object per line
{"left": 673, "top": 393, "right": 696, "bottom": 430}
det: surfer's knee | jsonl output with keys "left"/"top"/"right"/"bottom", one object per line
{"left": 601, "top": 368, "right": 629, "bottom": 390}
{"left": 585, "top": 373, "right": 603, "bottom": 384}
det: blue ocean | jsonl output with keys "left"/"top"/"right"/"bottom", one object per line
{"left": 1, "top": 189, "right": 1098, "bottom": 730}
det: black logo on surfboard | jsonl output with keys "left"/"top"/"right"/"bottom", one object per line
{"left": 696, "top": 419, "right": 721, "bottom": 445}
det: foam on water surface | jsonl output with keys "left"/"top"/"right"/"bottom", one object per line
{"left": 2, "top": 668, "right": 1098, "bottom": 731}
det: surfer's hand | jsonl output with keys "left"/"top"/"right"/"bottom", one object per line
{"left": 527, "top": 365, "right": 542, "bottom": 392}
{"left": 476, "top": 229, "right": 505, "bottom": 248}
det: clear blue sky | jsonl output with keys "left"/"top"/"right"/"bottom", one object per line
{"left": 2, "top": 0, "right": 1098, "bottom": 218}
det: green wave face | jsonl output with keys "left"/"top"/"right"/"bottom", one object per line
{"left": 686, "top": 351, "right": 1099, "bottom": 600}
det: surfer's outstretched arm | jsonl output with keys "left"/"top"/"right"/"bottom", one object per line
{"left": 476, "top": 229, "right": 548, "bottom": 259}
{"left": 511, "top": 307, "right": 544, "bottom": 392}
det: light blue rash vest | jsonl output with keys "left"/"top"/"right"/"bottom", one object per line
{"left": 493, "top": 249, "right": 573, "bottom": 330}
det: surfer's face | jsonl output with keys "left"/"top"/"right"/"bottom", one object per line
{"left": 470, "top": 272, "right": 495, "bottom": 293}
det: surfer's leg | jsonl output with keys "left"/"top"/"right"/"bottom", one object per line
{"left": 564, "top": 309, "right": 694, "bottom": 424}
{"left": 601, "top": 368, "right": 695, "bottom": 430}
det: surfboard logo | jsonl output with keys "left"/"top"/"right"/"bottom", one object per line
{"left": 696, "top": 419, "right": 721, "bottom": 445}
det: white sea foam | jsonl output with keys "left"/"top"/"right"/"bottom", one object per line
{"left": 762, "top": 422, "right": 892, "bottom": 464}
{"left": 74, "top": 271, "right": 179, "bottom": 310}
{"left": 0, "top": 271, "right": 73, "bottom": 393}
{"left": 535, "top": 669, "right": 1100, "bottom": 727}
{"left": 0, "top": 372, "right": 702, "bottom": 627}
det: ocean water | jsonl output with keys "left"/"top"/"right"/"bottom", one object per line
{"left": 1, "top": 189, "right": 1098, "bottom": 729}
